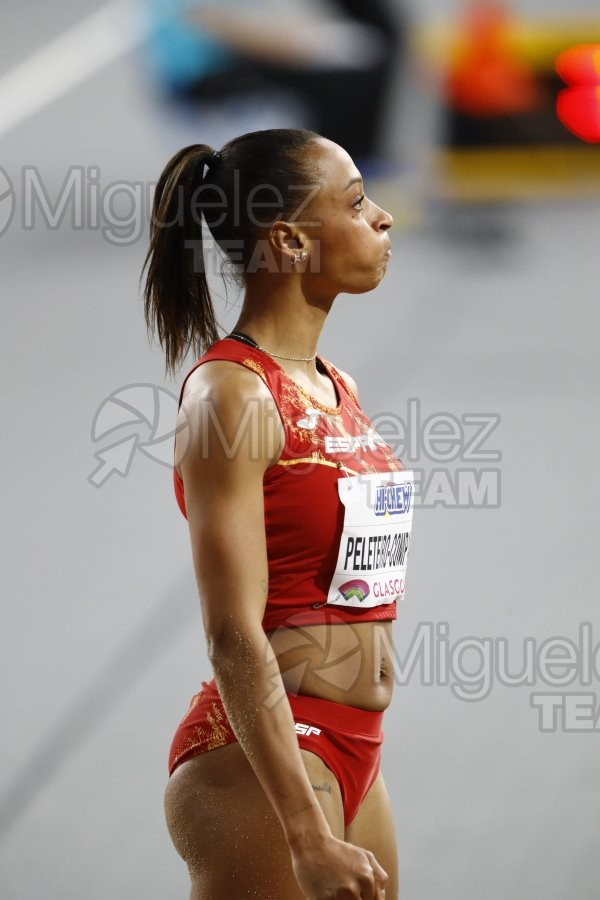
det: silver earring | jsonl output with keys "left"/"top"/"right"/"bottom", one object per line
{"left": 299, "top": 250, "right": 308, "bottom": 261}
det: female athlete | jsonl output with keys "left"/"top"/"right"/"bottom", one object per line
{"left": 142, "top": 128, "right": 414, "bottom": 899}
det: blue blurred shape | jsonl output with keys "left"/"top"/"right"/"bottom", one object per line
{"left": 142, "top": 0, "right": 234, "bottom": 90}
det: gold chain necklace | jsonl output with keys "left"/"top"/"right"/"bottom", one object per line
{"left": 228, "top": 330, "right": 317, "bottom": 363}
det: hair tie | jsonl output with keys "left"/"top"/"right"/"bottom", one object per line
{"left": 201, "top": 148, "right": 221, "bottom": 181}
{"left": 202, "top": 149, "right": 221, "bottom": 180}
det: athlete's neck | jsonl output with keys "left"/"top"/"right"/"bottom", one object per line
{"left": 234, "top": 284, "right": 333, "bottom": 374}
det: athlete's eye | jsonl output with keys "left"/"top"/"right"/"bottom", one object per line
{"left": 353, "top": 194, "right": 365, "bottom": 210}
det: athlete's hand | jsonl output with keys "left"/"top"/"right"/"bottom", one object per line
{"left": 291, "top": 833, "right": 388, "bottom": 899}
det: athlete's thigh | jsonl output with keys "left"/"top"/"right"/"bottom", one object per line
{"left": 299, "top": 747, "right": 345, "bottom": 838}
{"left": 163, "top": 742, "right": 344, "bottom": 900}
{"left": 344, "top": 771, "right": 399, "bottom": 900}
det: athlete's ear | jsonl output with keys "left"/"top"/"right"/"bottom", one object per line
{"left": 270, "top": 220, "right": 306, "bottom": 266}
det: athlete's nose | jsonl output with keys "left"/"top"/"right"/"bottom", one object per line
{"left": 374, "top": 204, "right": 393, "bottom": 231}
{"left": 380, "top": 208, "right": 394, "bottom": 231}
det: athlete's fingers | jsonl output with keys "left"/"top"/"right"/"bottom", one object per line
{"left": 352, "top": 850, "right": 378, "bottom": 900}
{"left": 364, "top": 849, "right": 388, "bottom": 894}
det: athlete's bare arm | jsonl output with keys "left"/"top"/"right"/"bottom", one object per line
{"left": 179, "top": 360, "right": 387, "bottom": 900}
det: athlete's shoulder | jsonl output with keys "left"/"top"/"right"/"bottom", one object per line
{"left": 180, "top": 356, "right": 273, "bottom": 408}
{"left": 176, "top": 357, "right": 282, "bottom": 474}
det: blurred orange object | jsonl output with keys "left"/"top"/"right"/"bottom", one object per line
{"left": 555, "top": 44, "right": 600, "bottom": 86}
{"left": 445, "top": 0, "right": 543, "bottom": 116}
{"left": 556, "top": 45, "right": 600, "bottom": 142}
{"left": 556, "top": 86, "right": 600, "bottom": 142}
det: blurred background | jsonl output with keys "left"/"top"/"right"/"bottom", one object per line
{"left": 1, "top": 1, "right": 599, "bottom": 898}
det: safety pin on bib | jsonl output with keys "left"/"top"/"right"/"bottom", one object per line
{"left": 336, "top": 460, "right": 354, "bottom": 488}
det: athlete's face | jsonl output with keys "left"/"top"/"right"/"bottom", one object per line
{"left": 300, "top": 139, "right": 394, "bottom": 296}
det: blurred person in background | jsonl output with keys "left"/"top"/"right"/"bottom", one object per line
{"left": 143, "top": 0, "right": 404, "bottom": 167}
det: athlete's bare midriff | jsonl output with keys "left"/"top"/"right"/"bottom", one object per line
{"left": 264, "top": 619, "right": 395, "bottom": 712}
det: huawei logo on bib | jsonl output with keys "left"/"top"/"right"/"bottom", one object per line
{"left": 374, "top": 481, "right": 412, "bottom": 516}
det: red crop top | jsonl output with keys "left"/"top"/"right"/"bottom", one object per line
{"left": 173, "top": 337, "right": 413, "bottom": 630}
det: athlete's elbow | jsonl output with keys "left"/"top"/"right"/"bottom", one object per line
{"left": 204, "top": 617, "right": 266, "bottom": 664}
{"left": 205, "top": 630, "right": 234, "bottom": 662}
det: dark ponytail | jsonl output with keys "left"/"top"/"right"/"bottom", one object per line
{"left": 141, "top": 144, "right": 219, "bottom": 379}
{"left": 141, "top": 129, "right": 321, "bottom": 378}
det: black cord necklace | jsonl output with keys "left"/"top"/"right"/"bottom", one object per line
{"left": 227, "top": 329, "right": 317, "bottom": 363}
{"left": 227, "top": 330, "right": 259, "bottom": 349}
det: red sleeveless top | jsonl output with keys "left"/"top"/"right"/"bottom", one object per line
{"left": 173, "top": 337, "right": 407, "bottom": 630}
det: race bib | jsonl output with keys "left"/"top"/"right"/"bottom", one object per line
{"left": 326, "top": 470, "right": 414, "bottom": 608}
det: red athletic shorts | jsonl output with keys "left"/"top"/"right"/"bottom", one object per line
{"left": 168, "top": 678, "right": 384, "bottom": 829}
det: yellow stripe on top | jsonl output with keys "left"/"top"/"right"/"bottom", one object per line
{"left": 275, "top": 456, "right": 362, "bottom": 476}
